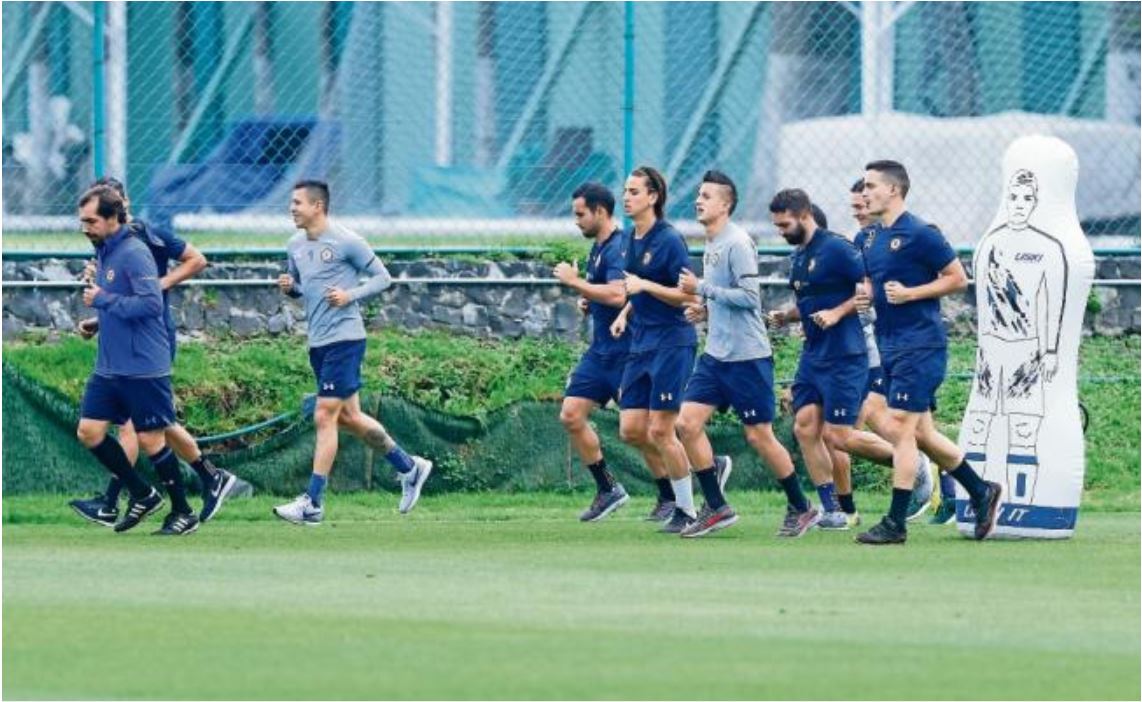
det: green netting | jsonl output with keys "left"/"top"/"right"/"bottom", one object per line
{"left": 4, "top": 364, "right": 894, "bottom": 497}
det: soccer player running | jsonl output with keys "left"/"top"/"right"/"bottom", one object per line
{"left": 854, "top": 160, "right": 1004, "bottom": 545}
{"left": 673, "top": 172, "right": 819, "bottom": 539}
{"left": 69, "top": 177, "right": 240, "bottom": 527}
{"left": 609, "top": 166, "right": 703, "bottom": 533}
{"left": 553, "top": 182, "right": 635, "bottom": 521}
{"left": 74, "top": 186, "right": 200, "bottom": 535}
{"left": 273, "top": 180, "right": 432, "bottom": 525}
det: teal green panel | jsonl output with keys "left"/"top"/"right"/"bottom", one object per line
{"left": 126, "top": 2, "right": 177, "bottom": 204}
{"left": 1071, "top": 3, "right": 1109, "bottom": 117}
{"left": 893, "top": 6, "right": 926, "bottom": 113}
{"left": 449, "top": 2, "right": 478, "bottom": 166}
{"left": 973, "top": 3, "right": 1023, "bottom": 114}
{"left": 631, "top": 2, "right": 664, "bottom": 168}
{"left": 271, "top": 2, "right": 323, "bottom": 114}
{"left": 381, "top": 2, "right": 435, "bottom": 211}
{"left": 1021, "top": 2, "right": 1081, "bottom": 113}
{"left": 718, "top": 3, "right": 770, "bottom": 197}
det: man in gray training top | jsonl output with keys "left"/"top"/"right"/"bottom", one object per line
{"left": 273, "top": 180, "right": 432, "bottom": 525}
{"left": 674, "top": 170, "right": 820, "bottom": 539}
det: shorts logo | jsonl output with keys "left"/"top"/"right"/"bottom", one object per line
{"left": 874, "top": 378, "right": 883, "bottom": 386}
{"left": 890, "top": 238, "right": 902, "bottom": 251}
{"left": 642, "top": 251, "right": 653, "bottom": 266}
{"left": 895, "top": 392, "right": 909, "bottom": 402}
{"left": 742, "top": 409, "right": 758, "bottom": 418}
{"left": 832, "top": 408, "right": 847, "bottom": 417}
{"left": 807, "top": 258, "right": 816, "bottom": 272}
{"left": 659, "top": 392, "right": 673, "bottom": 402}
{"left": 320, "top": 248, "right": 334, "bottom": 262}
{"left": 105, "top": 268, "right": 115, "bottom": 283}
{"left": 322, "top": 381, "right": 336, "bottom": 391}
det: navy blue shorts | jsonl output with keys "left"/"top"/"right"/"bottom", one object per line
{"left": 865, "top": 365, "right": 887, "bottom": 397}
{"left": 309, "top": 339, "right": 366, "bottom": 399}
{"left": 683, "top": 354, "right": 776, "bottom": 425}
{"left": 80, "top": 374, "right": 176, "bottom": 432}
{"left": 791, "top": 354, "right": 868, "bottom": 426}
{"left": 565, "top": 350, "right": 626, "bottom": 406}
{"left": 619, "top": 346, "right": 696, "bottom": 412}
{"left": 881, "top": 346, "right": 947, "bottom": 413}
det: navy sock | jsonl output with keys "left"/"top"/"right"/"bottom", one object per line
{"left": 816, "top": 482, "right": 840, "bottom": 512}
{"left": 105, "top": 476, "right": 124, "bottom": 504}
{"left": 89, "top": 436, "right": 150, "bottom": 500}
{"left": 837, "top": 492, "right": 857, "bottom": 514}
{"left": 778, "top": 474, "right": 810, "bottom": 512}
{"left": 586, "top": 459, "right": 616, "bottom": 493}
{"left": 655, "top": 477, "right": 675, "bottom": 503}
{"left": 307, "top": 473, "right": 328, "bottom": 507}
{"left": 695, "top": 466, "right": 726, "bottom": 510}
{"left": 888, "top": 487, "right": 912, "bottom": 526}
{"left": 152, "top": 447, "right": 191, "bottom": 514}
{"left": 385, "top": 445, "right": 416, "bottom": 474}
{"left": 189, "top": 456, "right": 217, "bottom": 492}
{"left": 950, "top": 461, "right": 988, "bottom": 501}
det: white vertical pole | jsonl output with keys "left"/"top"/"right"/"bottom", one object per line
{"left": 861, "top": 2, "right": 879, "bottom": 118}
{"left": 435, "top": 2, "right": 453, "bottom": 167}
{"left": 106, "top": 0, "right": 127, "bottom": 179}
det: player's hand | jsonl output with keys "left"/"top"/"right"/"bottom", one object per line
{"left": 82, "top": 259, "right": 97, "bottom": 286}
{"left": 854, "top": 281, "right": 871, "bottom": 312}
{"left": 623, "top": 273, "right": 646, "bottom": 295}
{"left": 811, "top": 307, "right": 843, "bottom": 329}
{"left": 278, "top": 274, "right": 295, "bottom": 294}
{"left": 766, "top": 310, "right": 787, "bottom": 329}
{"left": 159, "top": 274, "right": 173, "bottom": 292}
{"left": 1043, "top": 352, "right": 1059, "bottom": 382}
{"left": 324, "top": 286, "right": 352, "bottom": 307}
{"left": 609, "top": 314, "right": 628, "bottom": 339}
{"left": 884, "top": 281, "right": 912, "bottom": 305}
{"left": 683, "top": 301, "right": 707, "bottom": 324}
{"left": 553, "top": 261, "right": 580, "bottom": 285}
{"left": 82, "top": 285, "right": 102, "bottom": 307}
{"left": 77, "top": 317, "right": 99, "bottom": 339}
{"left": 677, "top": 268, "right": 700, "bottom": 294}
{"left": 577, "top": 297, "right": 590, "bottom": 315}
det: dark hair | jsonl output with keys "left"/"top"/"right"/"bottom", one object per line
{"left": 293, "top": 179, "right": 331, "bottom": 213}
{"left": 701, "top": 170, "right": 738, "bottom": 215}
{"left": 864, "top": 160, "right": 910, "bottom": 199}
{"left": 810, "top": 204, "right": 828, "bottom": 229}
{"left": 630, "top": 165, "right": 667, "bottom": 220}
{"left": 78, "top": 186, "right": 127, "bottom": 223}
{"left": 768, "top": 188, "right": 812, "bottom": 216}
{"left": 850, "top": 178, "right": 864, "bottom": 194}
{"left": 571, "top": 182, "right": 615, "bottom": 216}
{"left": 91, "top": 176, "right": 127, "bottom": 199}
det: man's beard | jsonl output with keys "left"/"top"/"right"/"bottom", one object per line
{"left": 781, "top": 223, "right": 807, "bottom": 246}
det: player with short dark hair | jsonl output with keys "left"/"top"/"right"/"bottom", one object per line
{"left": 854, "top": 161, "right": 1004, "bottom": 544}
{"left": 68, "top": 177, "right": 241, "bottom": 528}
{"left": 74, "top": 186, "right": 199, "bottom": 535}
{"left": 273, "top": 181, "right": 432, "bottom": 525}
{"left": 674, "top": 172, "right": 819, "bottom": 538}
{"left": 554, "top": 182, "right": 636, "bottom": 521}
{"left": 610, "top": 166, "right": 703, "bottom": 532}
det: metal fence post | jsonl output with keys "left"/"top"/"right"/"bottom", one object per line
{"left": 92, "top": 2, "right": 105, "bottom": 178}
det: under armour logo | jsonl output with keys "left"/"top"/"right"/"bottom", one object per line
{"left": 832, "top": 408, "right": 847, "bottom": 417}
{"left": 742, "top": 409, "right": 757, "bottom": 418}
{"left": 322, "top": 382, "right": 336, "bottom": 391}
{"left": 659, "top": 392, "right": 673, "bottom": 402}
{"left": 895, "top": 392, "right": 909, "bottom": 402}
{"left": 874, "top": 378, "right": 883, "bottom": 386}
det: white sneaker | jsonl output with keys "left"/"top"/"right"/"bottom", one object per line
{"left": 818, "top": 510, "right": 850, "bottom": 530}
{"left": 398, "top": 457, "right": 433, "bottom": 514}
{"left": 273, "top": 494, "right": 324, "bottom": 526}
{"left": 907, "top": 453, "right": 934, "bottom": 521}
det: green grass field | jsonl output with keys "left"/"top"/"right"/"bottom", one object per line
{"left": 4, "top": 492, "right": 1139, "bottom": 700}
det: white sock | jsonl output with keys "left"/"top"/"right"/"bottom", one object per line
{"left": 671, "top": 477, "right": 696, "bottom": 517}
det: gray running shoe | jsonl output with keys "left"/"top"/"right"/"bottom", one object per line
{"left": 659, "top": 508, "right": 697, "bottom": 534}
{"left": 646, "top": 499, "right": 676, "bottom": 522}
{"left": 818, "top": 510, "right": 850, "bottom": 531}
{"left": 777, "top": 504, "right": 821, "bottom": 538}
{"left": 579, "top": 485, "right": 630, "bottom": 522}
{"left": 679, "top": 503, "right": 738, "bottom": 538}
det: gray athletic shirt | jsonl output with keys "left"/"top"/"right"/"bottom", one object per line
{"left": 696, "top": 221, "right": 772, "bottom": 362}
{"left": 285, "top": 223, "right": 393, "bottom": 348}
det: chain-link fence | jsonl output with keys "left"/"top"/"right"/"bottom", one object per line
{"left": 3, "top": 2, "right": 1140, "bottom": 243}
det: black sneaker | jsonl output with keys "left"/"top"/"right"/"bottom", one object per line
{"left": 645, "top": 499, "right": 676, "bottom": 522}
{"left": 660, "top": 508, "right": 697, "bottom": 534}
{"left": 971, "top": 481, "right": 1005, "bottom": 540}
{"left": 114, "top": 489, "right": 165, "bottom": 533}
{"left": 153, "top": 511, "right": 200, "bottom": 536}
{"left": 679, "top": 503, "right": 738, "bottom": 538}
{"left": 68, "top": 494, "right": 118, "bottom": 528}
{"left": 855, "top": 516, "right": 907, "bottom": 545}
{"left": 579, "top": 484, "right": 630, "bottom": 522}
{"left": 199, "top": 468, "right": 238, "bottom": 522}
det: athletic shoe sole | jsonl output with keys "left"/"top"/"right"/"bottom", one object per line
{"left": 680, "top": 512, "right": 739, "bottom": 538}
{"left": 69, "top": 504, "right": 117, "bottom": 528}
{"left": 585, "top": 492, "right": 630, "bottom": 523}
{"left": 399, "top": 460, "right": 434, "bottom": 514}
{"left": 272, "top": 508, "right": 323, "bottom": 526}
{"left": 200, "top": 471, "right": 239, "bottom": 522}
{"left": 154, "top": 520, "right": 201, "bottom": 537}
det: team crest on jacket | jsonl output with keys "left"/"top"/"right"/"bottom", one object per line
{"left": 890, "top": 237, "right": 902, "bottom": 251}
{"left": 808, "top": 258, "right": 816, "bottom": 272}
{"left": 320, "top": 248, "right": 334, "bottom": 262}
{"left": 105, "top": 268, "right": 115, "bottom": 282}
{"left": 642, "top": 251, "right": 652, "bottom": 265}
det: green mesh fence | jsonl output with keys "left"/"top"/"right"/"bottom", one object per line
{"left": 5, "top": 364, "right": 888, "bottom": 497}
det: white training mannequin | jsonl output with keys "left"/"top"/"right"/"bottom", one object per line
{"left": 956, "top": 135, "right": 1095, "bottom": 539}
